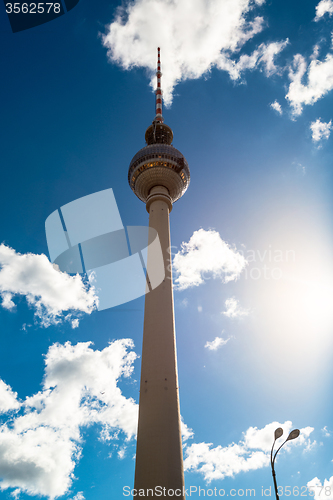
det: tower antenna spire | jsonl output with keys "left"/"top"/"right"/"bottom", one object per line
{"left": 155, "top": 47, "right": 163, "bottom": 123}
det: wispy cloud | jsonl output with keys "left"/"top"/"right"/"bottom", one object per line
{"left": 314, "top": 0, "right": 333, "bottom": 21}
{"left": 293, "top": 161, "right": 306, "bottom": 175}
{"left": 184, "top": 421, "right": 314, "bottom": 482}
{"left": 0, "top": 340, "right": 138, "bottom": 499}
{"left": 310, "top": 118, "right": 332, "bottom": 142}
{"left": 217, "top": 40, "right": 289, "bottom": 81}
{"left": 173, "top": 229, "right": 247, "bottom": 290}
{"left": 0, "top": 244, "right": 98, "bottom": 327}
{"left": 102, "top": 0, "right": 287, "bottom": 105}
{"left": 286, "top": 52, "right": 333, "bottom": 116}
{"left": 270, "top": 100, "right": 283, "bottom": 114}
{"left": 117, "top": 446, "right": 127, "bottom": 460}
{"left": 205, "top": 336, "right": 231, "bottom": 351}
{"left": 223, "top": 298, "right": 249, "bottom": 318}
{"left": 71, "top": 493, "right": 85, "bottom": 500}
{"left": 321, "top": 426, "right": 331, "bottom": 437}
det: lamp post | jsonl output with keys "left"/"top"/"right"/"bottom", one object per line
{"left": 270, "top": 427, "right": 300, "bottom": 500}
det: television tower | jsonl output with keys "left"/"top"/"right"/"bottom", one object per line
{"left": 128, "top": 47, "right": 190, "bottom": 498}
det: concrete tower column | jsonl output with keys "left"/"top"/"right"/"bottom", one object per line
{"left": 134, "top": 186, "right": 185, "bottom": 498}
{"left": 128, "top": 48, "right": 190, "bottom": 500}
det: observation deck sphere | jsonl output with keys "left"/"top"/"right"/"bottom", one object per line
{"left": 128, "top": 143, "right": 190, "bottom": 204}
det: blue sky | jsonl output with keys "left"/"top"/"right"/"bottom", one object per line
{"left": 1, "top": 0, "right": 333, "bottom": 499}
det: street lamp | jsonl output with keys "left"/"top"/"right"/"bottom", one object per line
{"left": 270, "top": 427, "right": 300, "bottom": 500}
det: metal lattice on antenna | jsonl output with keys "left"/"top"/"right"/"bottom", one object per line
{"left": 155, "top": 47, "right": 163, "bottom": 123}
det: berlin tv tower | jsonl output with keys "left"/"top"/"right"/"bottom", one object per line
{"left": 128, "top": 47, "right": 190, "bottom": 498}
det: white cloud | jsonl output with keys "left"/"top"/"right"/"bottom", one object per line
{"left": 118, "top": 446, "right": 127, "bottom": 459}
{"left": 258, "top": 40, "right": 289, "bottom": 76}
{"left": 184, "top": 421, "right": 314, "bottom": 482}
{"left": 308, "top": 476, "right": 333, "bottom": 500}
{"left": 71, "top": 318, "right": 80, "bottom": 329}
{"left": 75, "top": 494, "right": 85, "bottom": 500}
{"left": 205, "top": 336, "right": 230, "bottom": 351}
{"left": 0, "top": 380, "right": 20, "bottom": 414}
{"left": 71, "top": 493, "right": 85, "bottom": 500}
{"left": 181, "top": 418, "right": 194, "bottom": 442}
{"left": 0, "top": 292, "right": 15, "bottom": 310}
{"left": 322, "top": 426, "right": 331, "bottom": 437}
{"left": 217, "top": 40, "right": 288, "bottom": 81}
{"left": 311, "top": 44, "right": 321, "bottom": 61}
{"left": 310, "top": 118, "right": 332, "bottom": 142}
{"left": 0, "top": 340, "right": 138, "bottom": 499}
{"left": 184, "top": 441, "right": 268, "bottom": 482}
{"left": 270, "top": 100, "right": 283, "bottom": 114}
{"left": 223, "top": 298, "right": 249, "bottom": 318}
{"left": 315, "top": 0, "right": 333, "bottom": 21}
{"left": 173, "top": 229, "right": 247, "bottom": 290}
{"left": 245, "top": 422, "right": 314, "bottom": 451}
{"left": 303, "top": 439, "right": 317, "bottom": 452}
{"left": 217, "top": 50, "right": 259, "bottom": 80}
{"left": 102, "top": 0, "right": 288, "bottom": 105}
{"left": 0, "top": 244, "right": 98, "bottom": 327}
{"left": 286, "top": 52, "right": 333, "bottom": 116}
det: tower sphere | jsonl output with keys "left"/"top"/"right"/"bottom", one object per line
{"left": 128, "top": 48, "right": 190, "bottom": 208}
{"left": 128, "top": 139, "right": 190, "bottom": 206}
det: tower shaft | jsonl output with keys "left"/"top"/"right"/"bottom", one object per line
{"left": 134, "top": 187, "right": 185, "bottom": 498}
{"left": 129, "top": 48, "right": 189, "bottom": 499}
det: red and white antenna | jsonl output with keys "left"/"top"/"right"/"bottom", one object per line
{"left": 155, "top": 47, "right": 163, "bottom": 123}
